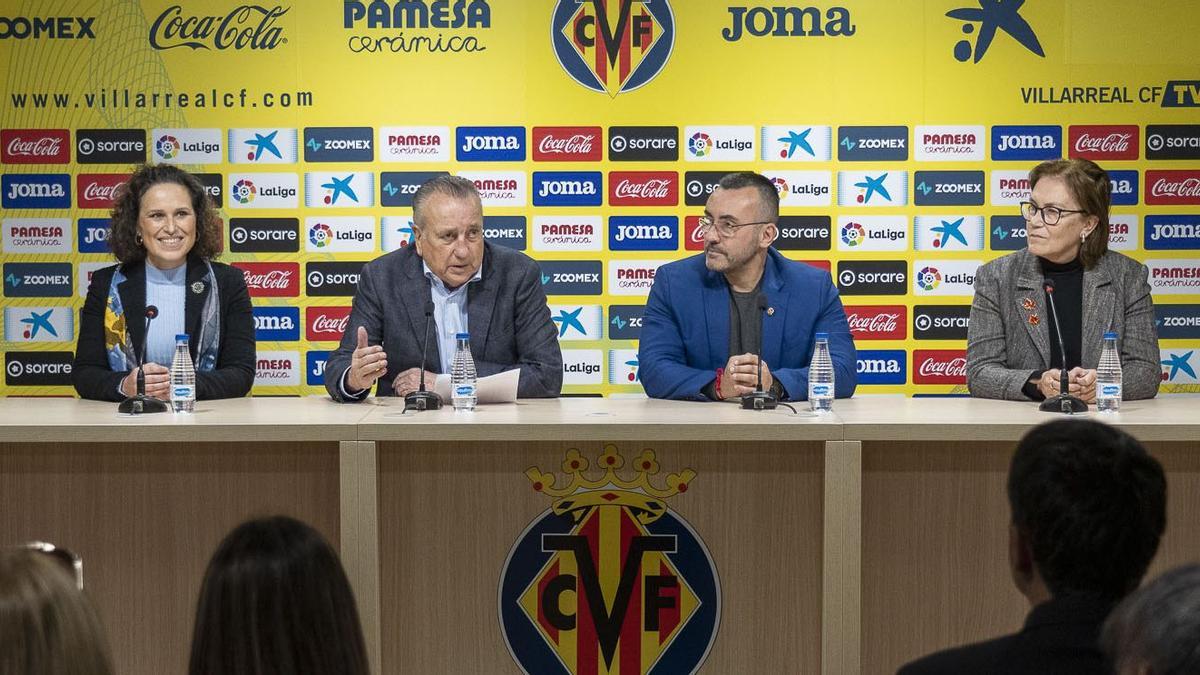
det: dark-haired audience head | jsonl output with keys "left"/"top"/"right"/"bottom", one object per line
{"left": 0, "top": 548, "right": 114, "bottom": 675}
{"left": 188, "top": 516, "right": 369, "bottom": 675}
{"left": 1007, "top": 419, "right": 1166, "bottom": 604}
{"left": 1102, "top": 564, "right": 1200, "bottom": 675}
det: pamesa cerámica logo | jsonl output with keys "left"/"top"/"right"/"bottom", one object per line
{"left": 343, "top": 0, "right": 491, "bottom": 55}
{"left": 945, "top": 0, "right": 1044, "bottom": 63}
{"left": 551, "top": 0, "right": 674, "bottom": 96}
{"left": 148, "top": 4, "right": 289, "bottom": 51}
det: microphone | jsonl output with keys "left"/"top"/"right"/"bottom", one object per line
{"left": 404, "top": 299, "right": 442, "bottom": 411}
{"left": 740, "top": 292, "right": 778, "bottom": 411}
{"left": 1038, "top": 279, "right": 1087, "bottom": 414}
{"left": 118, "top": 305, "right": 170, "bottom": 414}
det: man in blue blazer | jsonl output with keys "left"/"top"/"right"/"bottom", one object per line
{"left": 639, "top": 172, "right": 856, "bottom": 401}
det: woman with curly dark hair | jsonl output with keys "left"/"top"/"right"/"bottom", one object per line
{"left": 73, "top": 164, "right": 254, "bottom": 402}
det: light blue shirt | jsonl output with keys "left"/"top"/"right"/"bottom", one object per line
{"left": 423, "top": 260, "right": 483, "bottom": 374}
{"left": 144, "top": 261, "right": 187, "bottom": 367}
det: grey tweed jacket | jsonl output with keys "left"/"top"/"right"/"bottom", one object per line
{"left": 966, "top": 248, "right": 1160, "bottom": 401}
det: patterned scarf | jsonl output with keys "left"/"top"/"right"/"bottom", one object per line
{"left": 105, "top": 260, "right": 221, "bottom": 372}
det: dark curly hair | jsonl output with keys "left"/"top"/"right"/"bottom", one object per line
{"left": 108, "top": 164, "right": 222, "bottom": 264}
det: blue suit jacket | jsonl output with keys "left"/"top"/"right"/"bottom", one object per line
{"left": 639, "top": 249, "right": 857, "bottom": 401}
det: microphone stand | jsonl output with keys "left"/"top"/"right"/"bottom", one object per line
{"left": 404, "top": 299, "right": 442, "bottom": 412}
{"left": 1038, "top": 280, "right": 1087, "bottom": 414}
{"left": 118, "top": 305, "right": 170, "bottom": 414}
{"left": 741, "top": 293, "right": 778, "bottom": 411}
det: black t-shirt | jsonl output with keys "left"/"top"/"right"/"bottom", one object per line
{"left": 1022, "top": 256, "right": 1084, "bottom": 400}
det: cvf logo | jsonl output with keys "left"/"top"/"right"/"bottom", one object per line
{"left": 550, "top": 0, "right": 675, "bottom": 96}
{"left": 306, "top": 306, "right": 351, "bottom": 342}
{"left": 1068, "top": 125, "right": 1138, "bottom": 160}
{"left": 233, "top": 262, "right": 299, "bottom": 297}
{"left": 1145, "top": 170, "right": 1200, "bottom": 206}
{"left": 148, "top": 4, "right": 289, "bottom": 51}
{"left": 837, "top": 126, "right": 908, "bottom": 161}
{"left": 2, "top": 129, "right": 69, "bottom": 164}
{"left": 608, "top": 171, "right": 677, "bottom": 206}
{"left": 533, "top": 127, "right": 602, "bottom": 162}
{"left": 843, "top": 306, "right": 906, "bottom": 340}
{"left": 912, "top": 350, "right": 967, "bottom": 385}
{"left": 76, "top": 174, "right": 128, "bottom": 209}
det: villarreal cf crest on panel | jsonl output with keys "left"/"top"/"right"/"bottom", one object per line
{"left": 499, "top": 445, "right": 720, "bottom": 674}
{"left": 550, "top": 0, "right": 675, "bottom": 96}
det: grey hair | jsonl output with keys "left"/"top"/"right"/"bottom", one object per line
{"left": 716, "top": 171, "right": 779, "bottom": 223}
{"left": 411, "top": 175, "right": 481, "bottom": 231}
{"left": 1102, "top": 564, "right": 1200, "bottom": 675}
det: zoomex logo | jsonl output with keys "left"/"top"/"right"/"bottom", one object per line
{"left": 532, "top": 172, "right": 602, "bottom": 207}
{"left": 991, "top": 125, "right": 1061, "bottom": 161}
{"left": 913, "top": 304, "right": 971, "bottom": 340}
{"left": 1, "top": 129, "right": 70, "bottom": 164}
{"left": 1144, "top": 215, "right": 1200, "bottom": 250}
{"left": 252, "top": 306, "right": 299, "bottom": 342}
{"left": 539, "top": 260, "right": 603, "bottom": 296}
{"left": 3, "top": 262, "right": 73, "bottom": 297}
{"left": 837, "top": 126, "right": 907, "bottom": 162}
{"left": 148, "top": 4, "right": 289, "bottom": 51}
{"left": 303, "top": 127, "right": 373, "bottom": 163}
{"left": 913, "top": 171, "right": 984, "bottom": 207}
{"left": 856, "top": 350, "right": 906, "bottom": 385}
{"left": 76, "top": 129, "right": 146, "bottom": 164}
{"left": 500, "top": 446, "right": 719, "bottom": 674}
{"left": 608, "top": 304, "right": 644, "bottom": 340}
{"left": 229, "top": 218, "right": 299, "bottom": 253}
{"left": 608, "top": 126, "right": 678, "bottom": 161}
{"left": 836, "top": 260, "right": 907, "bottom": 296}
{"left": 5, "top": 351, "right": 74, "bottom": 386}
{"left": 232, "top": 262, "right": 299, "bottom": 297}
{"left": 551, "top": 0, "right": 675, "bottom": 96}
{"left": 945, "top": 0, "right": 1044, "bottom": 62}
{"left": 0, "top": 16, "right": 96, "bottom": 39}
{"left": 989, "top": 215, "right": 1027, "bottom": 251}
{"left": 380, "top": 171, "right": 450, "bottom": 207}
{"left": 608, "top": 216, "right": 677, "bottom": 251}
{"left": 484, "top": 215, "right": 527, "bottom": 251}
{"left": 1145, "top": 125, "right": 1200, "bottom": 160}
{"left": 1, "top": 174, "right": 70, "bottom": 209}
{"left": 306, "top": 261, "right": 364, "bottom": 297}
{"left": 456, "top": 126, "right": 525, "bottom": 162}
{"left": 1155, "top": 304, "right": 1200, "bottom": 340}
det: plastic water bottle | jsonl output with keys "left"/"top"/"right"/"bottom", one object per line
{"left": 1097, "top": 331, "right": 1122, "bottom": 413}
{"left": 170, "top": 334, "right": 196, "bottom": 413}
{"left": 451, "top": 332, "right": 477, "bottom": 411}
{"left": 808, "top": 332, "right": 835, "bottom": 413}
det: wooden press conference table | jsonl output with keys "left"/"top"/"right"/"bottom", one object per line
{"left": 0, "top": 396, "right": 1197, "bottom": 675}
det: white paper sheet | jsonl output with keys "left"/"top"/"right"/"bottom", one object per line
{"left": 432, "top": 368, "right": 520, "bottom": 404}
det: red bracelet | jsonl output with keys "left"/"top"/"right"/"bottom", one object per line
{"left": 714, "top": 367, "right": 725, "bottom": 400}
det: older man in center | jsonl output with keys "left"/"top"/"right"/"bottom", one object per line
{"left": 639, "top": 171, "right": 857, "bottom": 401}
{"left": 325, "top": 175, "right": 562, "bottom": 402}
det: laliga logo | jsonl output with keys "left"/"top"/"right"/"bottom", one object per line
{"left": 687, "top": 132, "right": 713, "bottom": 158}
{"left": 771, "top": 176, "right": 788, "bottom": 198}
{"left": 946, "top": 0, "right": 1044, "bottom": 63}
{"left": 309, "top": 223, "right": 332, "bottom": 248}
{"left": 840, "top": 222, "right": 865, "bottom": 247}
{"left": 550, "top": 0, "right": 675, "bottom": 96}
{"left": 500, "top": 445, "right": 719, "bottom": 675}
{"left": 155, "top": 135, "right": 180, "bottom": 159}
{"left": 917, "top": 266, "right": 942, "bottom": 291}
{"left": 232, "top": 179, "right": 257, "bottom": 204}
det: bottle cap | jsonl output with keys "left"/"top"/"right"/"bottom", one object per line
{"left": 815, "top": 332, "right": 829, "bottom": 340}
{"left": 455, "top": 332, "right": 469, "bottom": 340}
{"left": 176, "top": 334, "right": 189, "bottom": 341}
{"left": 1104, "top": 331, "right": 1118, "bottom": 339}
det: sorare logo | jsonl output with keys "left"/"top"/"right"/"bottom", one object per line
{"left": 380, "top": 171, "right": 450, "bottom": 208}
{"left": 837, "top": 126, "right": 908, "bottom": 161}
{"left": 533, "top": 126, "right": 603, "bottom": 162}
{"left": 836, "top": 260, "right": 907, "bottom": 296}
{"left": 608, "top": 126, "right": 678, "bottom": 161}
{"left": 775, "top": 216, "right": 831, "bottom": 251}
{"left": 77, "top": 218, "right": 111, "bottom": 253}
{"left": 913, "top": 305, "right": 971, "bottom": 340}
{"left": 3, "top": 262, "right": 73, "bottom": 297}
{"left": 1145, "top": 124, "right": 1200, "bottom": 160}
{"left": 456, "top": 126, "right": 525, "bottom": 162}
{"left": 991, "top": 125, "right": 1062, "bottom": 161}
{"left": 1144, "top": 215, "right": 1200, "bottom": 250}
{"left": 532, "top": 171, "right": 602, "bottom": 207}
{"left": 608, "top": 216, "right": 677, "bottom": 251}
{"left": 228, "top": 128, "right": 298, "bottom": 164}
{"left": 5, "top": 351, "right": 74, "bottom": 386}
{"left": 608, "top": 304, "right": 644, "bottom": 340}
{"left": 2, "top": 129, "right": 70, "bottom": 164}
{"left": 306, "top": 261, "right": 364, "bottom": 297}
{"left": 856, "top": 350, "right": 907, "bottom": 385}
{"left": 195, "top": 172, "right": 224, "bottom": 207}
{"left": 539, "top": 260, "right": 603, "bottom": 295}
{"left": 151, "top": 128, "right": 222, "bottom": 164}
{"left": 761, "top": 126, "right": 832, "bottom": 162}
{"left": 550, "top": 0, "right": 675, "bottom": 96}
{"left": 683, "top": 171, "right": 726, "bottom": 206}
{"left": 252, "top": 306, "right": 300, "bottom": 342}
{"left": 2, "top": 174, "right": 70, "bottom": 209}
{"left": 303, "top": 127, "right": 373, "bottom": 162}
{"left": 229, "top": 218, "right": 299, "bottom": 253}
{"left": 913, "top": 171, "right": 984, "bottom": 206}
{"left": 76, "top": 129, "right": 146, "bottom": 164}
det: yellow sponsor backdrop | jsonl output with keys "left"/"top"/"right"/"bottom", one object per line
{"left": 2, "top": 0, "right": 1198, "bottom": 398}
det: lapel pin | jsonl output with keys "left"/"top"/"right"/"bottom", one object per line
{"left": 1028, "top": 313, "right": 1040, "bottom": 326}
{"left": 766, "top": 307, "right": 775, "bottom": 316}
{"left": 191, "top": 281, "right": 205, "bottom": 294}
{"left": 1022, "top": 297, "right": 1035, "bottom": 311}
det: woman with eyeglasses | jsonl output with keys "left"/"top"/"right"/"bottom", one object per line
{"left": 966, "top": 158, "right": 1160, "bottom": 402}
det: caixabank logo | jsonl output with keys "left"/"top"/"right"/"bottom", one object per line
{"left": 550, "top": 305, "right": 604, "bottom": 341}
{"left": 305, "top": 172, "right": 374, "bottom": 208}
{"left": 500, "top": 445, "right": 719, "bottom": 675}
{"left": 3, "top": 307, "right": 73, "bottom": 343}
{"left": 551, "top": 0, "right": 675, "bottom": 96}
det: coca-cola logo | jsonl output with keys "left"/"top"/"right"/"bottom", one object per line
{"left": 82, "top": 182, "right": 123, "bottom": 202}
{"left": 912, "top": 350, "right": 968, "bottom": 384}
{"left": 1151, "top": 178, "right": 1200, "bottom": 197}
{"left": 306, "top": 306, "right": 351, "bottom": 341}
{"left": 1068, "top": 125, "right": 1139, "bottom": 160}
{"left": 1146, "top": 171, "right": 1200, "bottom": 205}
{"left": 532, "top": 126, "right": 602, "bottom": 162}
{"left": 1, "top": 130, "right": 70, "bottom": 164}
{"left": 608, "top": 171, "right": 678, "bottom": 206}
{"left": 148, "top": 4, "right": 289, "bottom": 51}
{"left": 843, "top": 306, "right": 905, "bottom": 340}
{"left": 233, "top": 262, "right": 299, "bottom": 297}
{"left": 684, "top": 215, "right": 705, "bottom": 251}
{"left": 1074, "top": 133, "right": 1130, "bottom": 153}
{"left": 7, "top": 137, "right": 62, "bottom": 156}
{"left": 75, "top": 174, "right": 130, "bottom": 209}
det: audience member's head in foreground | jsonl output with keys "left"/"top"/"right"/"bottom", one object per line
{"left": 1102, "top": 564, "right": 1200, "bottom": 675}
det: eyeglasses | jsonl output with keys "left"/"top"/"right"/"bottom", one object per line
{"left": 1020, "top": 201, "right": 1088, "bottom": 226}
{"left": 696, "top": 215, "right": 773, "bottom": 238}
{"left": 24, "top": 541, "right": 84, "bottom": 590}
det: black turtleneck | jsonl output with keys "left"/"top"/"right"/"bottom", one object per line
{"left": 1023, "top": 256, "right": 1084, "bottom": 400}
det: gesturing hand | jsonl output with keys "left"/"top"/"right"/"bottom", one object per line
{"left": 347, "top": 326, "right": 387, "bottom": 393}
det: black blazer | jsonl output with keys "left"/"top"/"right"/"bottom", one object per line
{"left": 73, "top": 256, "right": 255, "bottom": 401}
{"left": 324, "top": 242, "right": 562, "bottom": 402}
{"left": 896, "top": 594, "right": 1115, "bottom": 675}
